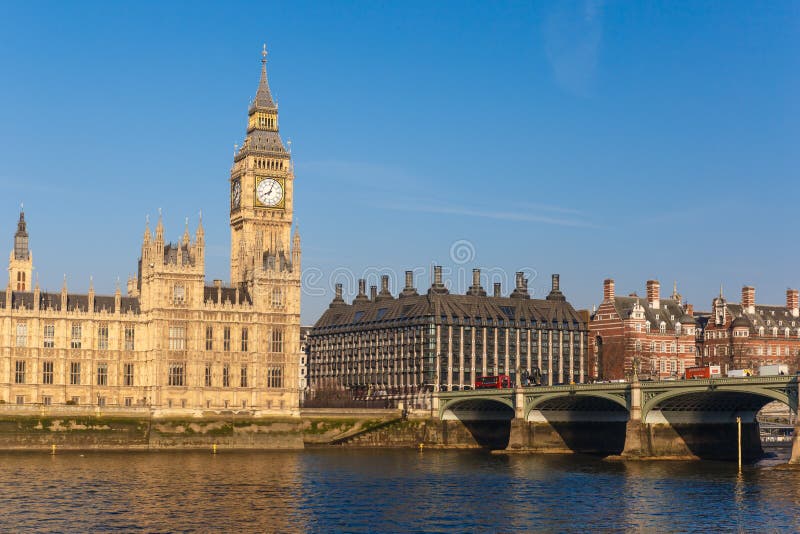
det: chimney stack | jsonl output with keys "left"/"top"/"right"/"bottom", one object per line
{"left": 686, "top": 303, "right": 694, "bottom": 317}
{"left": 646, "top": 280, "right": 660, "bottom": 309}
{"left": 468, "top": 268, "right": 486, "bottom": 296}
{"left": 354, "top": 278, "right": 369, "bottom": 303}
{"left": 742, "top": 286, "right": 755, "bottom": 314}
{"left": 376, "top": 275, "right": 393, "bottom": 301}
{"left": 493, "top": 282, "right": 501, "bottom": 298}
{"left": 511, "top": 272, "right": 529, "bottom": 299}
{"left": 788, "top": 289, "right": 799, "bottom": 317}
{"left": 370, "top": 285, "right": 378, "bottom": 301}
{"left": 330, "top": 283, "right": 346, "bottom": 308}
{"left": 546, "top": 273, "right": 566, "bottom": 301}
{"left": 428, "top": 265, "right": 449, "bottom": 295}
{"left": 603, "top": 279, "right": 615, "bottom": 302}
{"left": 400, "top": 270, "right": 418, "bottom": 297}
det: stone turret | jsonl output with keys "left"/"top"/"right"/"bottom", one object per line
{"left": 8, "top": 209, "right": 33, "bottom": 291}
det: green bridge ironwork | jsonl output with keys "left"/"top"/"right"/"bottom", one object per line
{"left": 436, "top": 375, "right": 799, "bottom": 421}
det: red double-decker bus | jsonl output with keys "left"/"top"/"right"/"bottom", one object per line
{"left": 474, "top": 374, "right": 512, "bottom": 389}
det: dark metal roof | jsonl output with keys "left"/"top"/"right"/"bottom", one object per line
{"left": 203, "top": 285, "right": 252, "bottom": 306}
{"left": 312, "top": 292, "right": 586, "bottom": 333}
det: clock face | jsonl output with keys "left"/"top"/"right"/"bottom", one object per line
{"left": 231, "top": 180, "right": 241, "bottom": 209}
{"left": 256, "top": 177, "right": 284, "bottom": 207}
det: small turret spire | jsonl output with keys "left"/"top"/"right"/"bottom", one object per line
{"left": 182, "top": 216, "right": 191, "bottom": 245}
{"left": 143, "top": 214, "right": 152, "bottom": 244}
{"left": 196, "top": 210, "right": 205, "bottom": 241}
{"left": 155, "top": 208, "right": 164, "bottom": 242}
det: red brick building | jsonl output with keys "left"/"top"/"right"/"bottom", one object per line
{"left": 701, "top": 286, "right": 800, "bottom": 373}
{"left": 589, "top": 279, "right": 698, "bottom": 380}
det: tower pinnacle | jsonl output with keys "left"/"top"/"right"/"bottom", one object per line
{"left": 251, "top": 44, "right": 276, "bottom": 111}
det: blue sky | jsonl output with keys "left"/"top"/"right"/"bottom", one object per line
{"left": 0, "top": 1, "right": 798, "bottom": 324}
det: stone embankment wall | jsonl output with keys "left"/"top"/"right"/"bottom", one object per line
{"left": 0, "top": 406, "right": 494, "bottom": 451}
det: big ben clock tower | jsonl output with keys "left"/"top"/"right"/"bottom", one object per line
{"left": 230, "top": 45, "right": 298, "bottom": 287}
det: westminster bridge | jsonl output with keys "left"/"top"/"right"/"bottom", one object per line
{"left": 434, "top": 376, "right": 800, "bottom": 462}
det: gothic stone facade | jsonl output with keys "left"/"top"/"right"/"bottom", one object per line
{"left": 589, "top": 279, "right": 698, "bottom": 380}
{"left": 308, "top": 268, "right": 589, "bottom": 405}
{"left": 0, "top": 49, "right": 302, "bottom": 412}
{"left": 701, "top": 286, "right": 800, "bottom": 372}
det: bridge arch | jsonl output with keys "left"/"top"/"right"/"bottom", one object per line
{"left": 642, "top": 385, "right": 794, "bottom": 423}
{"left": 525, "top": 391, "right": 629, "bottom": 421}
{"left": 439, "top": 395, "right": 515, "bottom": 421}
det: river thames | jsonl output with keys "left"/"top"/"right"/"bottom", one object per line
{"left": 0, "top": 447, "right": 797, "bottom": 532}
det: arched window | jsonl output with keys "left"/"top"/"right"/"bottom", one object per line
{"left": 635, "top": 340, "right": 642, "bottom": 352}
{"left": 645, "top": 321, "right": 651, "bottom": 333}
{"left": 659, "top": 322, "right": 666, "bottom": 334}
{"left": 758, "top": 327, "right": 764, "bottom": 336}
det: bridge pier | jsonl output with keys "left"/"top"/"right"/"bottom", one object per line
{"left": 621, "top": 376, "right": 645, "bottom": 458}
{"left": 791, "top": 419, "right": 800, "bottom": 464}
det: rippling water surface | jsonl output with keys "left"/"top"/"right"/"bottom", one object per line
{"left": 0, "top": 447, "right": 797, "bottom": 532}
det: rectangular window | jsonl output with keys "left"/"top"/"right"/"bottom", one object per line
{"left": 223, "top": 364, "right": 230, "bottom": 387}
{"left": 97, "top": 363, "right": 108, "bottom": 386}
{"left": 173, "top": 284, "right": 185, "bottom": 305}
{"left": 70, "top": 362, "right": 81, "bottom": 385}
{"left": 169, "top": 325, "right": 186, "bottom": 351}
{"left": 205, "top": 364, "right": 212, "bottom": 387}
{"left": 98, "top": 323, "right": 109, "bottom": 350}
{"left": 267, "top": 366, "right": 283, "bottom": 388}
{"left": 16, "top": 322, "right": 27, "bottom": 347}
{"left": 271, "top": 329, "right": 284, "bottom": 353}
{"left": 241, "top": 328, "right": 248, "bottom": 352}
{"left": 42, "top": 361, "right": 54, "bottom": 384}
{"left": 168, "top": 363, "right": 185, "bottom": 386}
{"left": 43, "top": 323, "right": 55, "bottom": 348}
{"left": 43, "top": 396, "right": 52, "bottom": 406}
{"left": 71, "top": 323, "right": 82, "bottom": 349}
{"left": 98, "top": 397, "right": 106, "bottom": 407}
{"left": 272, "top": 288, "right": 283, "bottom": 307}
{"left": 16, "top": 395, "right": 24, "bottom": 405}
{"left": 124, "top": 397, "right": 133, "bottom": 407}
{"left": 14, "top": 360, "right": 26, "bottom": 384}
{"left": 206, "top": 326, "right": 213, "bottom": 351}
{"left": 124, "top": 363, "right": 134, "bottom": 386}
{"left": 223, "top": 327, "right": 231, "bottom": 351}
{"left": 124, "top": 325, "right": 135, "bottom": 350}
{"left": 240, "top": 365, "right": 248, "bottom": 387}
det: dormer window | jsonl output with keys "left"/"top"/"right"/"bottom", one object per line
{"left": 659, "top": 322, "right": 666, "bottom": 334}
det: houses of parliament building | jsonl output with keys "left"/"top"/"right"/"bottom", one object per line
{"left": 0, "top": 49, "right": 302, "bottom": 412}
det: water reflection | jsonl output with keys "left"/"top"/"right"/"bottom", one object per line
{"left": 0, "top": 449, "right": 797, "bottom": 532}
